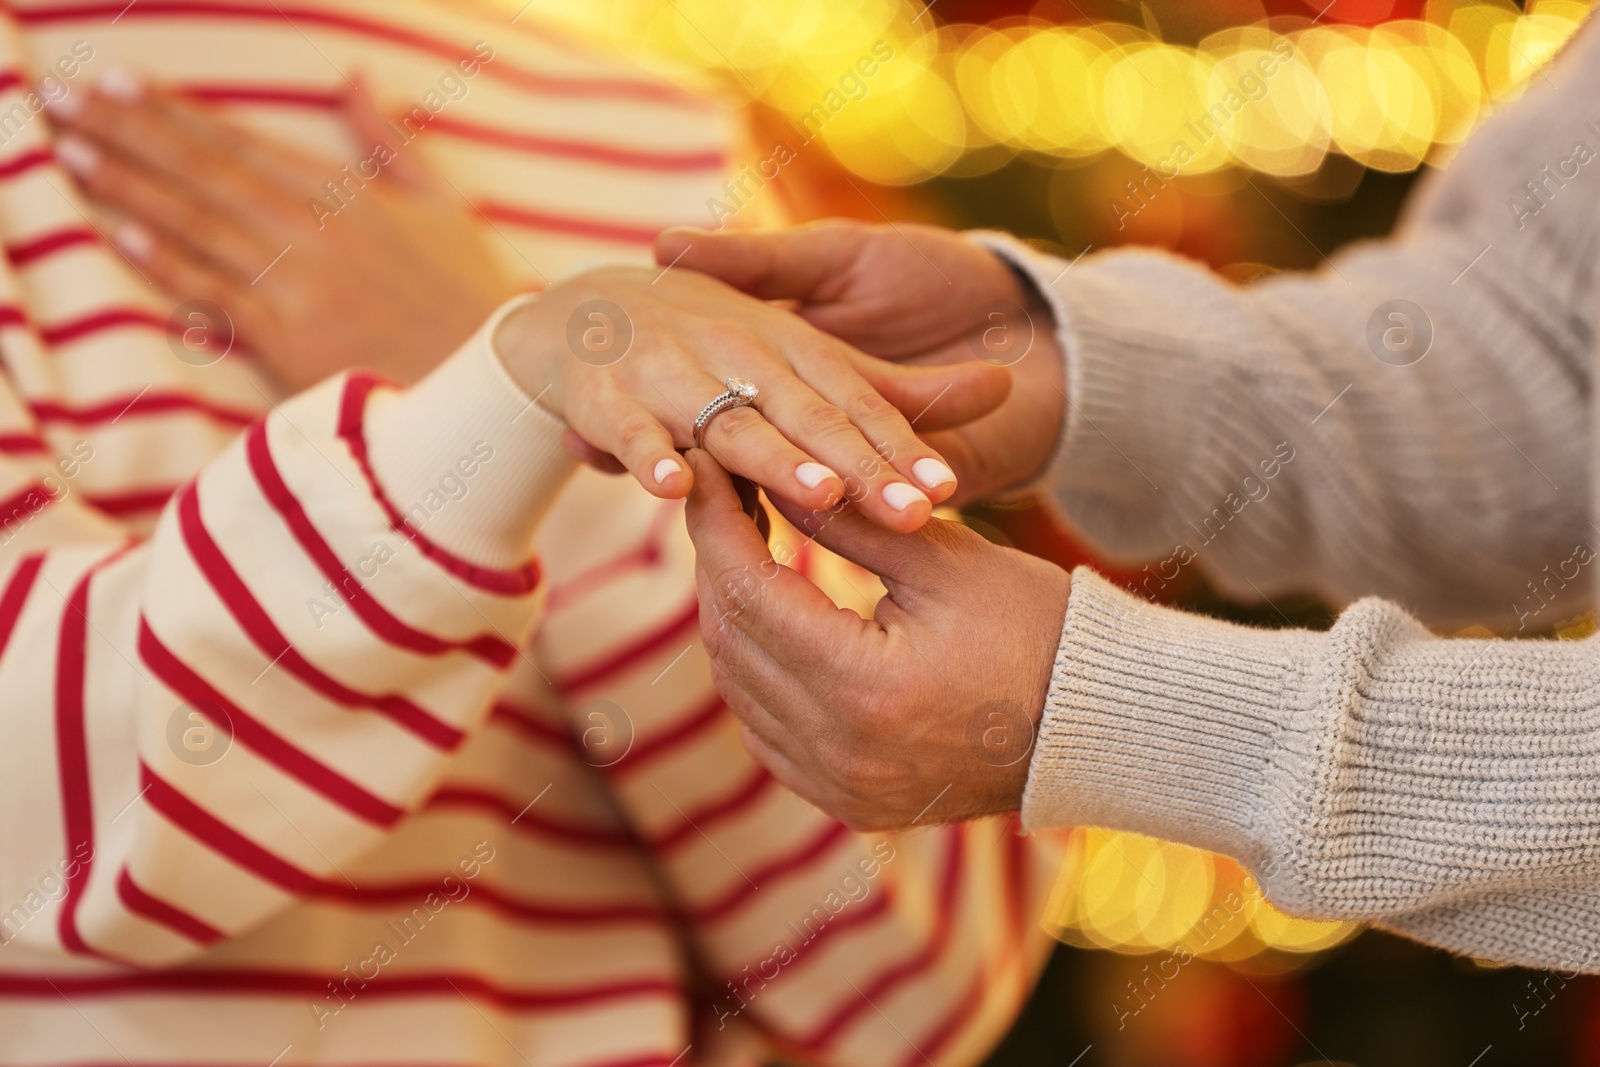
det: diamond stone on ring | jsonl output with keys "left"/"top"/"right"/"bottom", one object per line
{"left": 693, "top": 377, "right": 760, "bottom": 450}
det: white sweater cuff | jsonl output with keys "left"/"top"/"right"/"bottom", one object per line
{"left": 363, "top": 296, "right": 576, "bottom": 571}
{"left": 1023, "top": 567, "right": 1318, "bottom": 873}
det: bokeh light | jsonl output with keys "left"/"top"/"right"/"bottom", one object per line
{"left": 522, "top": 0, "right": 1593, "bottom": 185}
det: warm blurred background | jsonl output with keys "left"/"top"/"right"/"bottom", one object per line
{"left": 504, "top": 2, "right": 1597, "bottom": 1064}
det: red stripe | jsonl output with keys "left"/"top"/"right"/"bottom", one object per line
{"left": 175, "top": 482, "right": 467, "bottom": 750}
{"left": 424, "top": 786, "right": 634, "bottom": 849}
{"left": 12, "top": 1, "right": 712, "bottom": 109}
{"left": 613, "top": 693, "right": 727, "bottom": 772}
{"left": 7, "top": 226, "right": 98, "bottom": 266}
{"left": 0, "top": 147, "right": 54, "bottom": 180}
{"left": 244, "top": 419, "right": 516, "bottom": 666}
{"left": 141, "top": 765, "right": 322, "bottom": 891}
{"left": 84, "top": 487, "right": 176, "bottom": 517}
{"left": 0, "top": 303, "right": 26, "bottom": 327}
{"left": 0, "top": 70, "right": 22, "bottom": 94}
{"left": 892, "top": 968, "right": 988, "bottom": 1067}
{"left": 690, "top": 821, "right": 852, "bottom": 925}
{"left": 0, "top": 553, "right": 43, "bottom": 658}
{"left": 647, "top": 765, "right": 776, "bottom": 851}
{"left": 0, "top": 432, "right": 49, "bottom": 454}
{"left": 182, "top": 83, "right": 342, "bottom": 108}
{"left": 8, "top": 1061, "right": 678, "bottom": 1067}
{"left": 55, "top": 546, "right": 136, "bottom": 959}
{"left": 478, "top": 201, "right": 671, "bottom": 246}
{"left": 30, "top": 391, "right": 258, "bottom": 429}
{"left": 143, "top": 767, "right": 653, "bottom": 924}
{"left": 558, "top": 598, "right": 698, "bottom": 692}
{"left": 308, "top": 880, "right": 666, "bottom": 927}
{"left": 488, "top": 701, "right": 572, "bottom": 751}
{"left": 426, "top": 114, "right": 725, "bottom": 173}
{"left": 0, "top": 480, "right": 58, "bottom": 523}
{"left": 797, "top": 827, "right": 968, "bottom": 1049}
{"left": 41, "top": 307, "right": 170, "bottom": 346}
{"left": 115, "top": 867, "right": 225, "bottom": 946}
{"left": 0, "top": 969, "right": 679, "bottom": 1011}
{"left": 173, "top": 84, "right": 726, "bottom": 174}
{"left": 335, "top": 376, "right": 540, "bottom": 596}
{"left": 137, "top": 625, "right": 406, "bottom": 826}
{"left": 545, "top": 508, "right": 671, "bottom": 611}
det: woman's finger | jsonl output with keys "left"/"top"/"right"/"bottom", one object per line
{"left": 48, "top": 71, "right": 309, "bottom": 231}
{"left": 750, "top": 375, "right": 934, "bottom": 531}
{"left": 616, "top": 365, "right": 846, "bottom": 511}
{"left": 574, "top": 395, "right": 690, "bottom": 499}
{"left": 56, "top": 134, "right": 279, "bottom": 283}
{"left": 693, "top": 402, "right": 846, "bottom": 513}
{"left": 340, "top": 72, "right": 439, "bottom": 192}
{"left": 559, "top": 428, "right": 629, "bottom": 475}
{"left": 109, "top": 219, "right": 268, "bottom": 344}
{"left": 752, "top": 331, "right": 955, "bottom": 514}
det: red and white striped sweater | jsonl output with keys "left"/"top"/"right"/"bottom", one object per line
{"left": 0, "top": 2, "right": 1061, "bottom": 1065}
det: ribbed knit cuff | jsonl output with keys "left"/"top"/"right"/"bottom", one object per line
{"left": 1023, "top": 567, "right": 1317, "bottom": 868}
{"left": 364, "top": 296, "right": 576, "bottom": 570}
{"left": 971, "top": 235, "right": 1246, "bottom": 562}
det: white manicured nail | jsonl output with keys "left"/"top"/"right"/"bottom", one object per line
{"left": 795, "top": 462, "right": 837, "bottom": 489}
{"left": 98, "top": 68, "right": 144, "bottom": 102}
{"left": 112, "top": 221, "right": 154, "bottom": 261}
{"left": 913, "top": 457, "right": 956, "bottom": 489}
{"left": 882, "top": 482, "right": 929, "bottom": 511}
{"left": 652, "top": 457, "right": 682, "bottom": 485}
{"left": 42, "top": 86, "right": 81, "bottom": 118}
{"left": 55, "top": 134, "right": 99, "bottom": 177}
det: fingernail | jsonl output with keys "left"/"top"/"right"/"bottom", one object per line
{"left": 882, "top": 482, "right": 929, "bottom": 512}
{"left": 653, "top": 457, "right": 682, "bottom": 485}
{"left": 112, "top": 221, "right": 154, "bottom": 261}
{"left": 41, "top": 86, "right": 80, "bottom": 118}
{"left": 913, "top": 457, "right": 956, "bottom": 489}
{"left": 55, "top": 134, "right": 98, "bottom": 177}
{"left": 795, "top": 462, "right": 837, "bottom": 489}
{"left": 98, "top": 68, "right": 144, "bottom": 102}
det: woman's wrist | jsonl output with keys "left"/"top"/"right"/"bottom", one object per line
{"left": 490, "top": 292, "right": 567, "bottom": 423}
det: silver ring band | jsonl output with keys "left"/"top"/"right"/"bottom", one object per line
{"left": 693, "top": 378, "right": 760, "bottom": 450}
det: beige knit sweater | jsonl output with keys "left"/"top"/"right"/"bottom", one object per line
{"left": 1004, "top": 19, "right": 1600, "bottom": 971}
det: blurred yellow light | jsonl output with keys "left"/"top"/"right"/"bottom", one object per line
{"left": 514, "top": 0, "right": 1595, "bottom": 225}
{"left": 1017, "top": 29, "right": 1106, "bottom": 156}
{"left": 1252, "top": 901, "right": 1360, "bottom": 954}
{"left": 1206, "top": 41, "right": 1330, "bottom": 177}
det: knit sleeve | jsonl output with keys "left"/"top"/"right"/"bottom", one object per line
{"left": 983, "top": 20, "right": 1600, "bottom": 630}
{"left": 0, "top": 302, "right": 576, "bottom": 966}
{"left": 1023, "top": 567, "right": 1600, "bottom": 972}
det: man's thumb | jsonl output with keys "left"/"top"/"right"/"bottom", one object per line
{"left": 654, "top": 220, "right": 867, "bottom": 302}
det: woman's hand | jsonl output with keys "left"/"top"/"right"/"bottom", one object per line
{"left": 493, "top": 264, "right": 1012, "bottom": 533}
{"left": 46, "top": 70, "right": 520, "bottom": 390}
{"left": 656, "top": 220, "right": 1068, "bottom": 506}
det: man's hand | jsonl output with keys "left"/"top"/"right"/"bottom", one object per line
{"left": 495, "top": 265, "right": 1010, "bottom": 532}
{"left": 683, "top": 449, "right": 1072, "bottom": 832}
{"left": 657, "top": 220, "right": 1069, "bottom": 506}
{"left": 49, "top": 70, "right": 520, "bottom": 390}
